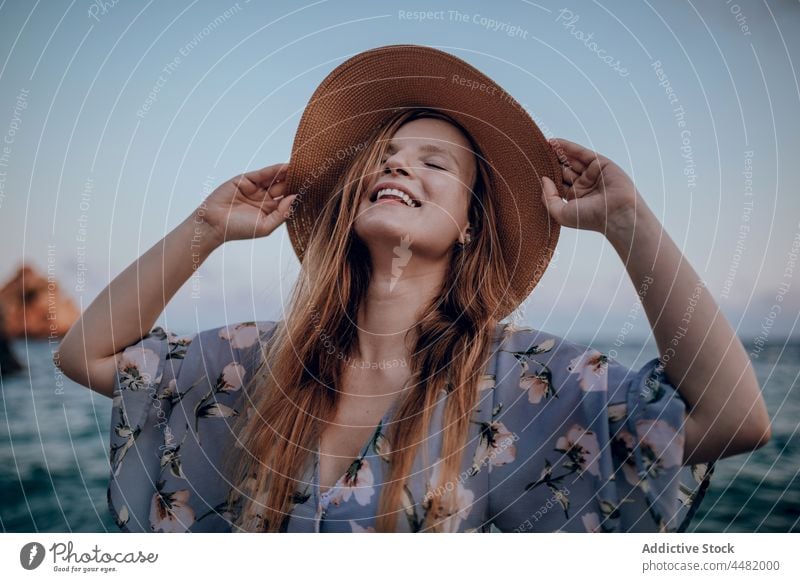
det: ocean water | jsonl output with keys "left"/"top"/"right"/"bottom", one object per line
{"left": 593, "top": 338, "right": 800, "bottom": 533}
{"left": 1, "top": 337, "right": 797, "bottom": 532}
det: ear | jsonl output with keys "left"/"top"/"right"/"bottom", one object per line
{"left": 459, "top": 223, "right": 472, "bottom": 245}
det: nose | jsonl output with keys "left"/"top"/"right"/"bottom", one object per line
{"left": 383, "top": 151, "right": 411, "bottom": 177}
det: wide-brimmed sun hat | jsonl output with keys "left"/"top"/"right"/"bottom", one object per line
{"left": 284, "top": 44, "right": 564, "bottom": 320}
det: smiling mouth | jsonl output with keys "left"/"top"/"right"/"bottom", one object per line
{"left": 369, "top": 188, "right": 422, "bottom": 208}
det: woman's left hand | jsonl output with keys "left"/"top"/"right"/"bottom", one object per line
{"left": 540, "top": 138, "right": 644, "bottom": 238}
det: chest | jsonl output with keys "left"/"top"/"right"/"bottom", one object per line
{"left": 305, "top": 382, "right": 495, "bottom": 532}
{"left": 317, "top": 369, "right": 409, "bottom": 494}
{"left": 317, "top": 417, "right": 384, "bottom": 495}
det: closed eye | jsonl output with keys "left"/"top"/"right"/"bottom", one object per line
{"left": 379, "top": 156, "right": 447, "bottom": 171}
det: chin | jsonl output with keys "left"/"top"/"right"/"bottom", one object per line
{"left": 353, "top": 216, "right": 412, "bottom": 244}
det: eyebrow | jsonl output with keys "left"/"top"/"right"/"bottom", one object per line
{"left": 386, "top": 140, "right": 462, "bottom": 170}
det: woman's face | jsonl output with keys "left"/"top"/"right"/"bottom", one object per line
{"left": 354, "top": 117, "right": 478, "bottom": 261}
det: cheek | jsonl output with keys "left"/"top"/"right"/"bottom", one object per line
{"left": 426, "top": 176, "right": 470, "bottom": 218}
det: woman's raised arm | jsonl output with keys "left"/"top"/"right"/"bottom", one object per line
{"left": 540, "top": 138, "right": 771, "bottom": 465}
{"left": 54, "top": 163, "right": 294, "bottom": 398}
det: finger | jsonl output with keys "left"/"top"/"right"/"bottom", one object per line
{"left": 551, "top": 144, "right": 588, "bottom": 174}
{"left": 266, "top": 180, "right": 289, "bottom": 199}
{"left": 549, "top": 138, "right": 599, "bottom": 168}
{"left": 554, "top": 165, "right": 581, "bottom": 200}
{"left": 243, "top": 181, "right": 289, "bottom": 205}
{"left": 562, "top": 181, "right": 580, "bottom": 202}
{"left": 561, "top": 165, "right": 581, "bottom": 186}
{"left": 256, "top": 194, "right": 297, "bottom": 237}
{"left": 558, "top": 154, "right": 587, "bottom": 174}
{"left": 540, "top": 176, "right": 567, "bottom": 224}
{"left": 255, "top": 194, "right": 281, "bottom": 213}
{"left": 278, "top": 193, "right": 298, "bottom": 219}
{"left": 582, "top": 157, "right": 604, "bottom": 182}
{"left": 570, "top": 159, "right": 604, "bottom": 194}
{"left": 541, "top": 176, "right": 580, "bottom": 228}
{"left": 242, "top": 163, "right": 290, "bottom": 189}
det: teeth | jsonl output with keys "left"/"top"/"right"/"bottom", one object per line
{"left": 375, "top": 188, "right": 417, "bottom": 207}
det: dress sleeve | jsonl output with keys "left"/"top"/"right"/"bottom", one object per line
{"left": 486, "top": 326, "right": 714, "bottom": 533}
{"left": 107, "top": 326, "right": 194, "bottom": 531}
{"left": 604, "top": 354, "right": 715, "bottom": 532}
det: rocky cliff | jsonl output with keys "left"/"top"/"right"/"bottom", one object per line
{"left": 0, "top": 264, "right": 80, "bottom": 339}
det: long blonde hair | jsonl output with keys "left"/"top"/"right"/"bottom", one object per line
{"left": 224, "top": 108, "right": 514, "bottom": 532}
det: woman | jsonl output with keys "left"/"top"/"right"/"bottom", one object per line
{"left": 56, "top": 45, "right": 770, "bottom": 533}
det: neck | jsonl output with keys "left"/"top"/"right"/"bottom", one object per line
{"left": 352, "top": 253, "right": 447, "bottom": 367}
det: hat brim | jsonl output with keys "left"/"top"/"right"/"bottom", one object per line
{"left": 284, "top": 44, "right": 563, "bottom": 320}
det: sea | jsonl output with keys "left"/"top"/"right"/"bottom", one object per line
{"left": 1, "top": 336, "right": 798, "bottom": 532}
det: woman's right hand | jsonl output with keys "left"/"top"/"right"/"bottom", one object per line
{"left": 195, "top": 162, "right": 297, "bottom": 245}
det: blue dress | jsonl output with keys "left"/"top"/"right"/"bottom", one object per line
{"left": 107, "top": 320, "right": 713, "bottom": 532}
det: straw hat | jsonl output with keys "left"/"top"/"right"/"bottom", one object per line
{"left": 284, "top": 44, "right": 564, "bottom": 320}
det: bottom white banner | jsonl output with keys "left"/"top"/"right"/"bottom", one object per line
{"left": 1, "top": 533, "right": 797, "bottom": 581}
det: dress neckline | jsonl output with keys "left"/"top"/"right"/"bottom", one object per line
{"left": 311, "top": 324, "right": 507, "bottom": 519}
{"left": 315, "top": 396, "right": 397, "bottom": 499}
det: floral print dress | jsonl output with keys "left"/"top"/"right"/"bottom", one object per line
{"left": 107, "top": 320, "right": 713, "bottom": 533}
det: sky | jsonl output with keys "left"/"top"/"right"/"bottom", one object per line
{"left": 0, "top": 0, "right": 798, "bottom": 344}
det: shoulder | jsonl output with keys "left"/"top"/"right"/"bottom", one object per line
{"left": 494, "top": 322, "right": 582, "bottom": 353}
{"left": 118, "top": 320, "right": 280, "bottom": 396}
{"left": 187, "top": 320, "right": 280, "bottom": 378}
{"left": 492, "top": 322, "right": 602, "bottom": 373}
{"left": 190, "top": 320, "right": 279, "bottom": 349}
{"left": 489, "top": 322, "right": 626, "bottom": 403}
{"left": 208, "top": 320, "right": 280, "bottom": 347}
